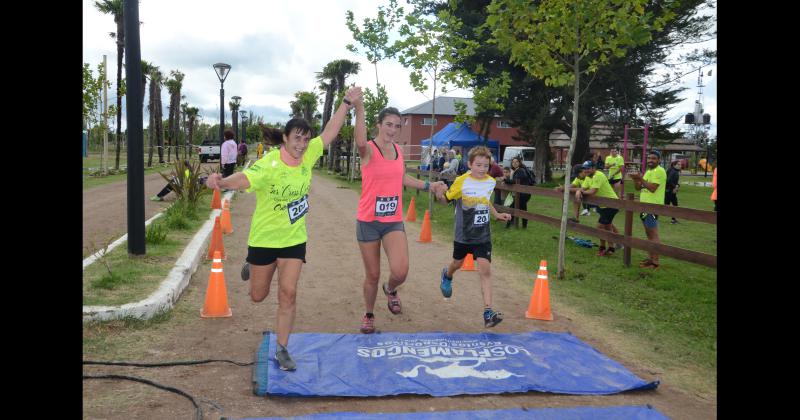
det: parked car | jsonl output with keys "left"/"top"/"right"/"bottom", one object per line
{"left": 501, "top": 146, "right": 535, "bottom": 171}
{"left": 197, "top": 139, "right": 221, "bottom": 162}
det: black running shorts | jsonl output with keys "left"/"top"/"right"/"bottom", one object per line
{"left": 246, "top": 242, "right": 306, "bottom": 265}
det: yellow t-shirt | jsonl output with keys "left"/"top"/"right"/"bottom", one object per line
{"left": 588, "top": 170, "right": 618, "bottom": 199}
{"left": 605, "top": 155, "right": 624, "bottom": 180}
{"left": 571, "top": 177, "right": 583, "bottom": 187}
{"left": 445, "top": 172, "right": 496, "bottom": 244}
{"left": 640, "top": 166, "right": 667, "bottom": 204}
{"left": 243, "top": 137, "right": 323, "bottom": 248}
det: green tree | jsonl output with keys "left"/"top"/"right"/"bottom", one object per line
{"left": 94, "top": 0, "right": 125, "bottom": 170}
{"left": 185, "top": 106, "right": 199, "bottom": 151}
{"left": 345, "top": 0, "right": 404, "bottom": 90}
{"left": 165, "top": 70, "right": 184, "bottom": 163}
{"left": 392, "top": 0, "right": 467, "bottom": 214}
{"left": 82, "top": 63, "right": 103, "bottom": 130}
{"left": 289, "top": 91, "right": 319, "bottom": 123}
{"left": 362, "top": 84, "right": 389, "bottom": 137}
{"left": 486, "top": 0, "right": 672, "bottom": 278}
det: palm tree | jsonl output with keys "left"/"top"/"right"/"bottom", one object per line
{"left": 153, "top": 70, "right": 165, "bottom": 163}
{"left": 316, "top": 63, "right": 338, "bottom": 131}
{"left": 146, "top": 65, "right": 159, "bottom": 167}
{"left": 180, "top": 101, "right": 189, "bottom": 159}
{"left": 289, "top": 91, "right": 319, "bottom": 123}
{"left": 165, "top": 70, "right": 184, "bottom": 164}
{"left": 94, "top": 0, "right": 124, "bottom": 170}
{"left": 186, "top": 107, "right": 199, "bottom": 152}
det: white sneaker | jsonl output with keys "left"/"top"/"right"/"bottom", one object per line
{"left": 580, "top": 209, "right": 590, "bottom": 216}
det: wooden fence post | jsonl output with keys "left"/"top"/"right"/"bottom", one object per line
{"left": 514, "top": 179, "right": 521, "bottom": 229}
{"left": 624, "top": 192, "right": 634, "bottom": 267}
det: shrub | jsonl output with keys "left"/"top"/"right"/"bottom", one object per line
{"left": 145, "top": 222, "right": 168, "bottom": 244}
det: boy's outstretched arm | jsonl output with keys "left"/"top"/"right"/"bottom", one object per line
{"left": 490, "top": 203, "right": 512, "bottom": 221}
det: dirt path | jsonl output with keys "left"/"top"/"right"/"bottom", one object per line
{"left": 82, "top": 163, "right": 222, "bottom": 256}
{"left": 82, "top": 174, "right": 715, "bottom": 419}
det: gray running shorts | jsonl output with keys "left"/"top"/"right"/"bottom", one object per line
{"left": 356, "top": 220, "right": 405, "bottom": 242}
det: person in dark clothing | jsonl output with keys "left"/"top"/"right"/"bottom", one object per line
{"left": 506, "top": 157, "right": 534, "bottom": 228}
{"left": 489, "top": 156, "right": 505, "bottom": 205}
{"left": 665, "top": 161, "right": 682, "bottom": 223}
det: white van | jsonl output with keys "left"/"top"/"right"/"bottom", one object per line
{"left": 501, "top": 146, "right": 535, "bottom": 171}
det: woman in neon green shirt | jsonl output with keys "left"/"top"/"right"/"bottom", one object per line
{"left": 206, "top": 87, "right": 363, "bottom": 371}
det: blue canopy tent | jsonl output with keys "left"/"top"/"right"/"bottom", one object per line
{"left": 420, "top": 123, "right": 499, "bottom": 169}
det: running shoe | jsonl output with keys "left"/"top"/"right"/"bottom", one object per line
{"left": 275, "top": 344, "right": 296, "bottom": 371}
{"left": 360, "top": 313, "right": 375, "bottom": 334}
{"left": 241, "top": 262, "right": 250, "bottom": 281}
{"left": 440, "top": 267, "right": 453, "bottom": 298}
{"left": 596, "top": 247, "right": 607, "bottom": 256}
{"left": 383, "top": 283, "right": 402, "bottom": 314}
{"left": 484, "top": 309, "right": 504, "bottom": 328}
{"left": 149, "top": 195, "right": 164, "bottom": 201}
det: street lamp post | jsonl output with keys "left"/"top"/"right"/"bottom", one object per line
{"left": 231, "top": 96, "right": 242, "bottom": 144}
{"left": 239, "top": 110, "right": 247, "bottom": 143}
{"left": 213, "top": 62, "right": 231, "bottom": 172}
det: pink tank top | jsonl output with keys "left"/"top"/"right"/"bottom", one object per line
{"left": 357, "top": 140, "right": 405, "bottom": 222}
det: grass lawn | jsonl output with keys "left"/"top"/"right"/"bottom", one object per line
{"left": 83, "top": 152, "right": 180, "bottom": 189}
{"left": 316, "top": 168, "right": 717, "bottom": 397}
{"left": 83, "top": 193, "right": 213, "bottom": 307}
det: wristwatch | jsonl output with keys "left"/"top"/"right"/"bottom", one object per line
{"left": 342, "top": 98, "right": 352, "bottom": 107}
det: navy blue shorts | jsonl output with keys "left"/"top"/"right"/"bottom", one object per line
{"left": 640, "top": 213, "right": 658, "bottom": 229}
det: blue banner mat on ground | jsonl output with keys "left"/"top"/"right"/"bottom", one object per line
{"left": 239, "top": 405, "right": 670, "bottom": 419}
{"left": 253, "top": 331, "right": 659, "bottom": 397}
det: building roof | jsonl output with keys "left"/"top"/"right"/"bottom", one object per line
{"left": 401, "top": 96, "right": 477, "bottom": 116}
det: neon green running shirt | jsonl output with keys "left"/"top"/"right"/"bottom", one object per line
{"left": 243, "top": 136, "right": 322, "bottom": 248}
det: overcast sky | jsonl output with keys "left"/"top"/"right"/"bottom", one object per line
{"left": 83, "top": 0, "right": 716, "bottom": 138}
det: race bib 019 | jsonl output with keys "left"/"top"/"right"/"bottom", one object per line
{"left": 473, "top": 208, "right": 489, "bottom": 226}
{"left": 288, "top": 195, "right": 309, "bottom": 224}
{"left": 374, "top": 195, "right": 399, "bottom": 217}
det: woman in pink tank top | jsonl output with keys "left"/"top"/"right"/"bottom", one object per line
{"left": 351, "top": 104, "right": 447, "bottom": 334}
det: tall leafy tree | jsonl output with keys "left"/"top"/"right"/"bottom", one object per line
{"left": 94, "top": 0, "right": 125, "bottom": 170}
{"left": 486, "top": 0, "right": 673, "bottom": 278}
{"left": 392, "top": 0, "right": 466, "bottom": 214}
{"left": 345, "top": 0, "right": 404, "bottom": 89}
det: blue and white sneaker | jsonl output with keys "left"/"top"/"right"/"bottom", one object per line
{"left": 440, "top": 267, "right": 453, "bottom": 298}
{"left": 484, "top": 309, "right": 504, "bottom": 328}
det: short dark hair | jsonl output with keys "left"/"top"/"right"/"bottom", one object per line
{"left": 377, "top": 107, "right": 401, "bottom": 124}
{"left": 224, "top": 129, "right": 234, "bottom": 140}
{"left": 283, "top": 118, "right": 313, "bottom": 140}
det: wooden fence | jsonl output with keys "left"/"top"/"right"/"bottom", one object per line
{"left": 406, "top": 167, "right": 717, "bottom": 269}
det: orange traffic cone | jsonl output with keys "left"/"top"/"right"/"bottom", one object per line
{"left": 201, "top": 250, "right": 232, "bottom": 318}
{"left": 461, "top": 253, "right": 476, "bottom": 271}
{"left": 221, "top": 199, "right": 233, "bottom": 234}
{"left": 525, "top": 260, "right": 553, "bottom": 321}
{"left": 417, "top": 209, "right": 432, "bottom": 243}
{"left": 207, "top": 216, "right": 226, "bottom": 260}
{"left": 211, "top": 188, "right": 222, "bottom": 210}
{"left": 406, "top": 196, "right": 417, "bottom": 222}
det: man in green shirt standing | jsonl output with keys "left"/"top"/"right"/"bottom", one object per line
{"left": 605, "top": 148, "right": 625, "bottom": 199}
{"left": 577, "top": 160, "right": 621, "bottom": 256}
{"left": 629, "top": 151, "right": 667, "bottom": 268}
